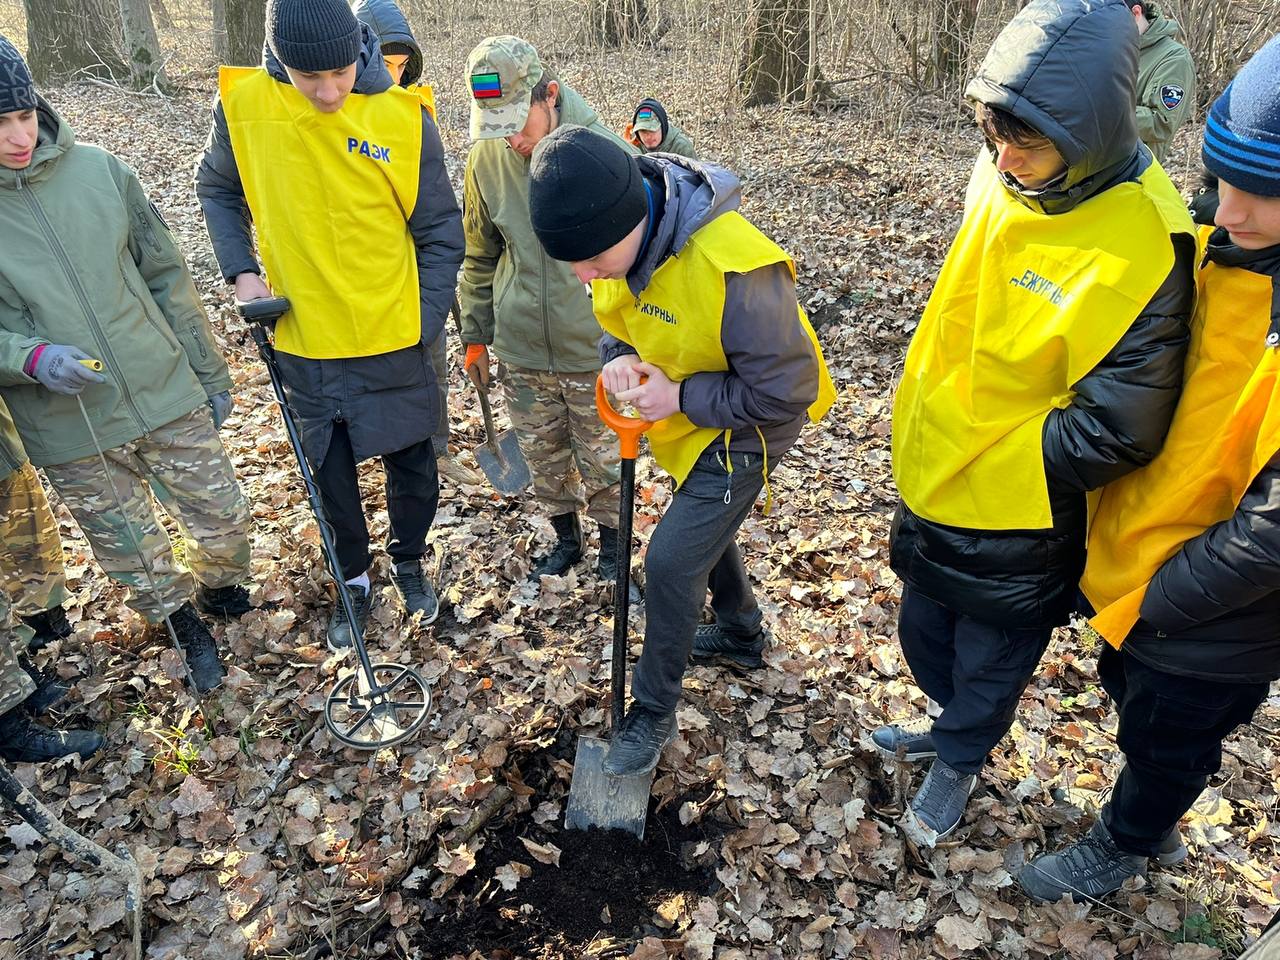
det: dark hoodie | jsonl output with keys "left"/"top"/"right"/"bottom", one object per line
{"left": 352, "top": 0, "right": 422, "bottom": 86}
{"left": 889, "top": 0, "right": 1196, "bottom": 628}
{"left": 628, "top": 99, "right": 697, "bottom": 160}
{"left": 599, "top": 155, "right": 820, "bottom": 460}
{"left": 193, "top": 26, "right": 464, "bottom": 465}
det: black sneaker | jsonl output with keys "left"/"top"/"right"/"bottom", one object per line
{"left": 596, "top": 525, "right": 643, "bottom": 606}
{"left": 529, "top": 513, "right": 583, "bottom": 580}
{"left": 168, "top": 603, "right": 226, "bottom": 693}
{"left": 327, "top": 584, "right": 372, "bottom": 651}
{"left": 602, "top": 705, "right": 677, "bottom": 777}
{"left": 1019, "top": 820, "right": 1148, "bottom": 903}
{"left": 18, "top": 656, "right": 69, "bottom": 714}
{"left": 690, "top": 623, "right": 767, "bottom": 670}
{"left": 194, "top": 584, "right": 254, "bottom": 619}
{"left": 871, "top": 716, "right": 937, "bottom": 762}
{"left": 0, "top": 709, "right": 102, "bottom": 763}
{"left": 21, "top": 606, "right": 72, "bottom": 652}
{"left": 392, "top": 560, "right": 439, "bottom": 625}
{"left": 908, "top": 757, "right": 978, "bottom": 843}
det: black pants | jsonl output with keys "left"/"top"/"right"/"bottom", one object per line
{"left": 312, "top": 422, "right": 438, "bottom": 581}
{"left": 631, "top": 449, "right": 766, "bottom": 715}
{"left": 1099, "top": 642, "right": 1267, "bottom": 857}
{"left": 897, "top": 586, "right": 1052, "bottom": 774}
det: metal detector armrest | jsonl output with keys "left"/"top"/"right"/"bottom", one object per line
{"left": 236, "top": 296, "right": 291, "bottom": 325}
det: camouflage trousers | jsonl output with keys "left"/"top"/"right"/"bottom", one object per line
{"left": 502, "top": 366, "right": 621, "bottom": 526}
{"left": 0, "top": 594, "right": 35, "bottom": 717}
{"left": 42, "top": 407, "right": 252, "bottom": 623}
{"left": 0, "top": 461, "right": 67, "bottom": 619}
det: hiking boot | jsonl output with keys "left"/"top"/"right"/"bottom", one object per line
{"left": 529, "top": 513, "right": 583, "bottom": 580}
{"left": 908, "top": 757, "right": 978, "bottom": 842}
{"left": 169, "top": 603, "right": 226, "bottom": 693}
{"left": 0, "top": 709, "right": 102, "bottom": 763}
{"left": 392, "top": 559, "right": 440, "bottom": 625}
{"left": 596, "top": 524, "right": 643, "bottom": 605}
{"left": 872, "top": 715, "right": 937, "bottom": 762}
{"left": 602, "top": 704, "right": 677, "bottom": 777}
{"left": 691, "top": 623, "right": 767, "bottom": 670}
{"left": 21, "top": 606, "right": 72, "bottom": 652}
{"left": 1155, "top": 825, "right": 1188, "bottom": 866}
{"left": 327, "top": 584, "right": 372, "bottom": 651}
{"left": 18, "top": 656, "right": 69, "bottom": 714}
{"left": 194, "top": 583, "right": 254, "bottom": 619}
{"left": 1018, "top": 819, "right": 1148, "bottom": 903}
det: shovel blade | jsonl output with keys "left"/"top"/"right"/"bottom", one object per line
{"left": 474, "top": 429, "right": 531, "bottom": 496}
{"left": 563, "top": 735, "right": 651, "bottom": 839}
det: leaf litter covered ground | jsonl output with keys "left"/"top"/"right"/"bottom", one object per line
{"left": 2, "top": 29, "right": 1278, "bottom": 960}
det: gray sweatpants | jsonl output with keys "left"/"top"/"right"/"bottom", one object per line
{"left": 631, "top": 447, "right": 767, "bottom": 714}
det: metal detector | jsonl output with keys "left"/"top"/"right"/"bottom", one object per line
{"left": 238, "top": 297, "right": 431, "bottom": 750}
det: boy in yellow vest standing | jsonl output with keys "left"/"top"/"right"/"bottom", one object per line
{"left": 1021, "top": 35, "right": 1280, "bottom": 904}
{"left": 527, "top": 126, "right": 836, "bottom": 776}
{"left": 884, "top": 0, "right": 1196, "bottom": 844}
{"left": 195, "top": 0, "right": 463, "bottom": 649}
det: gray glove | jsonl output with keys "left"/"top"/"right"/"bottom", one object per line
{"left": 208, "top": 391, "right": 233, "bottom": 430}
{"left": 31, "top": 344, "right": 105, "bottom": 396}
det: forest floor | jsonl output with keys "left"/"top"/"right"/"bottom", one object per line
{"left": 0, "top": 18, "right": 1276, "bottom": 960}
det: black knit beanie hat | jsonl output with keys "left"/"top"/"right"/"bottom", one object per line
{"left": 0, "top": 35, "right": 36, "bottom": 114}
{"left": 529, "top": 125, "right": 649, "bottom": 262}
{"left": 267, "top": 0, "right": 362, "bottom": 72}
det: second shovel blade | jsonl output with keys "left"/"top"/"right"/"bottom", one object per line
{"left": 474, "top": 429, "right": 531, "bottom": 495}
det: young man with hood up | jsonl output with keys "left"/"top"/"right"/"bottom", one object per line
{"left": 1021, "top": 33, "right": 1280, "bottom": 904}
{"left": 527, "top": 126, "right": 837, "bottom": 776}
{"left": 883, "top": 0, "right": 1197, "bottom": 844}
{"left": 624, "top": 99, "right": 697, "bottom": 159}
{"left": 195, "top": 0, "right": 464, "bottom": 650}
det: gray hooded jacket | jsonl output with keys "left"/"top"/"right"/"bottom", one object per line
{"left": 600, "top": 155, "right": 821, "bottom": 461}
{"left": 890, "top": 0, "right": 1196, "bottom": 628}
{"left": 194, "top": 27, "right": 464, "bottom": 465}
{"left": 353, "top": 0, "right": 423, "bottom": 86}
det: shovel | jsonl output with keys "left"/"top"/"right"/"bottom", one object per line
{"left": 564, "top": 375, "right": 653, "bottom": 839}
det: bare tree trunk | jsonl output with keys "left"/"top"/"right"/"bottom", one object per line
{"left": 224, "top": 0, "right": 268, "bottom": 65}
{"left": 737, "top": 0, "right": 825, "bottom": 107}
{"left": 591, "top": 0, "right": 648, "bottom": 46}
{"left": 21, "top": 0, "right": 127, "bottom": 85}
{"left": 211, "top": 0, "right": 230, "bottom": 61}
{"left": 931, "top": 0, "right": 978, "bottom": 89}
{"left": 150, "top": 0, "right": 172, "bottom": 29}
{"left": 117, "top": 0, "right": 167, "bottom": 90}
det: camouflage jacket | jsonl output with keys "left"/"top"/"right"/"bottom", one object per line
{"left": 459, "top": 82, "right": 637, "bottom": 373}
{"left": 0, "top": 99, "right": 231, "bottom": 467}
{"left": 1137, "top": 16, "right": 1196, "bottom": 164}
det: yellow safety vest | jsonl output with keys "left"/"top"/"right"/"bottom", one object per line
{"left": 219, "top": 66, "right": 423, "bottom": 360}
{"left": 407, "top": 83, "right": 436, "bottom": 122}
{"left": 1084, "top": 230, "right": 1280, "bottom": 646}
{"left": 591, "top": 210, "right": 837, "bottom": 491}
{"left": 892, "top": 154, "right": 1194, "bottom": 530}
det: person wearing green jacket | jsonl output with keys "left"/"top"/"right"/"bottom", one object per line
{"left": 0, "top": 37, "right": 253, "bottom": 695}
{"left": 625, "top": 99, "right": 697, "bottom": 159}
{"left": 460, "top": 36, "right": 637, "bottom": 590}
{"left": 1132, "top": 3, "right": 1196, "bottom": 165}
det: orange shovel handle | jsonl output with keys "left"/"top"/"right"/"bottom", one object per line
{"left": 595, "top": 374, "right": 653, "bottom": 459}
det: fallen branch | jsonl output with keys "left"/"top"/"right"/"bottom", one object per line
{"left": 0, "top": 762, "right": 144, "bottom": 960}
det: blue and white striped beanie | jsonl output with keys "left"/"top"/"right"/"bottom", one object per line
{"left": 1203, "top": 35, "right": 1280, "bottom": 197}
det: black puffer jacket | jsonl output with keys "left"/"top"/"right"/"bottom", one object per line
{"left": 1126, "top": 235, "right": 1280, "bottom": 683}
{"left": 890, "top": 0, "right": 1196, "bottom": 628}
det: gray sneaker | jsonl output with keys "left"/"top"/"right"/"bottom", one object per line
{"left": 872, "top": 716, "right": 937, "bottom": 761}
{"left": 1155, "top": 826, "right": 1187, "bottom": 866}
{"left": 602, "top": 705, "right": 677, "bottom": 777}
{"left": 1018, "top": 819, "right": 1148, "bottom": 903}
{"left": 392, "top": 560, "right": 439, "bottom": 625}
{"left": 908, "top": 757, "right": 978, "bottom": 841}
{"left": 327, "top": 585, "right": 371, "bottom": 651}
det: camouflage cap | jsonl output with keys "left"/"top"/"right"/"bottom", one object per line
{"left": 466, "top": 36, "right": 544, "bottom": 141}
{"left": 631, "top": 106, "right": 661, "bottom": 133}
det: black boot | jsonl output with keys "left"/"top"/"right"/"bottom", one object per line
{"left": 21, "top": 606, "right": 72, "bottom": 652}
{"left": 194, "top": 583, "right": 254, "bottom": 619}
{"left": 18, "top": 656, "right": 69, "bottom": 714}
{"left": 529, "top": 513, "right": 583, "bottom": 580}
{"left": 596, "top": 524, "right": 643, "bottom": 605}
{"left": 0, "top": 709, "right": 102, "bottom": 763}
{"left": 168, "top": 603, "right": 226, "bottom": 693}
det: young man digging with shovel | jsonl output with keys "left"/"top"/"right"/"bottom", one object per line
{"left": 527, "top": 126, "right": 836, "bottom": 776}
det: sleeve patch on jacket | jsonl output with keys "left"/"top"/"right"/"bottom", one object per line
{"left": 1161, "top": 84, "right": 1185, "bottom": 110}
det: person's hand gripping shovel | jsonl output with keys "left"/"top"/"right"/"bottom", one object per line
{"left": 237, "top": 296, "right": 431, "bottom": 750}
{"left": 563, "top": 375, "right": 654, "bottom": 839}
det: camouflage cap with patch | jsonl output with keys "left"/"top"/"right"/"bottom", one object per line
{"left": 466, "top": 36, "right": 544, "bottom": 141}
{"left": 631, "top": 106, "right": 661, "bottom": 133}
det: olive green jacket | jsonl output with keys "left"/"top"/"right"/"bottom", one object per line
{"left": 0, "top": 402, "right": 25, "bottom": 480}
{"left": 1137, "top": 16, "right": 1197, "bottom": 164}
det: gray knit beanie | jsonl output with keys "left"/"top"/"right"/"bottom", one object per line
{"left": 0, "top": 36, "right": 36, "bottom": 114}
{"left": 266, "top": 0, "right": 362, "bottom": 72}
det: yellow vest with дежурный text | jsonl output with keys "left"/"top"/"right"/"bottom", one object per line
{"left": 218, "top": 66, "right": 423, "bottom": 360}
{"left": 590, "top": 210, "right": 837, "bottom": 495}
{"left": 1084, "top": 228, "right": 1280, "bottom": 647}
{"left": 891, "top": 152, "right": 1195, "bottom": 531}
